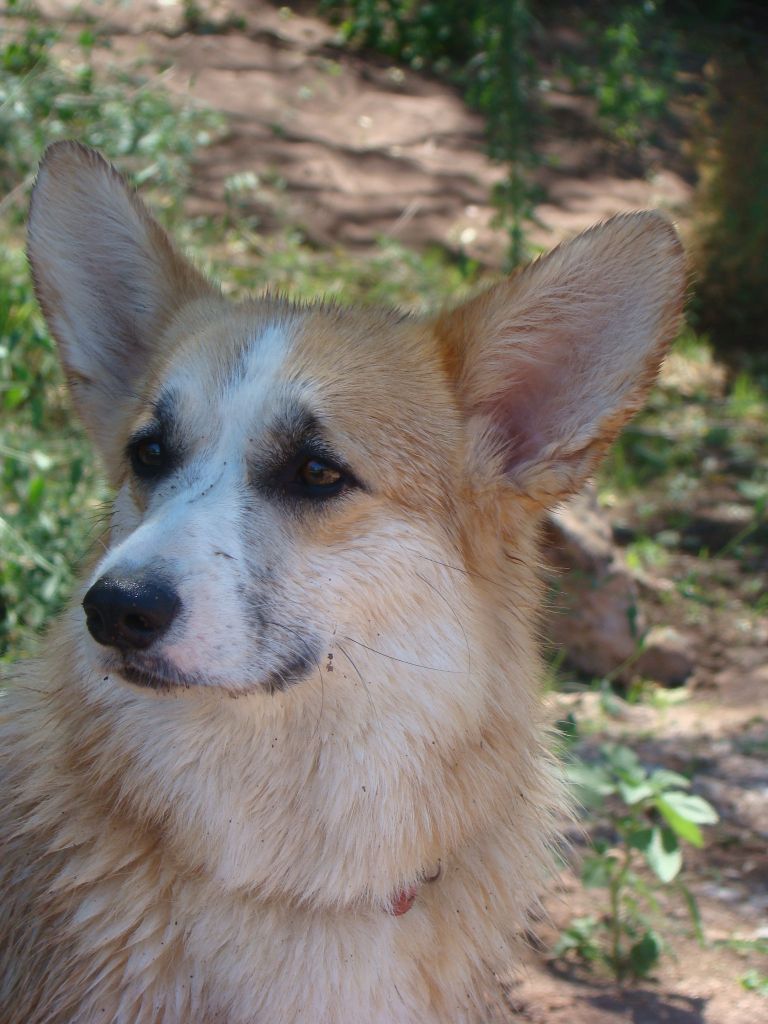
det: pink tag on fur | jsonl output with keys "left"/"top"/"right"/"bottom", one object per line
{"left": 390, "top": 885, "right": 418, "bottom": 916}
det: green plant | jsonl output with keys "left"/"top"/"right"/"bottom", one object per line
{"left": 558, "top": 742, "right": 719, "bottom": 980}
{"left": 469, "top": 0, "right": 539, "bottom": 267}
{"left": 560, "top": 2, "right": 677, "bottom": 151}
{"left": 741, "top": 969, "right": 768, "bottom": 997}
{"left": 0, "top": 245, "right": 108, "bottom": 659}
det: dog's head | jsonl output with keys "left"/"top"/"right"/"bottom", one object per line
{"left": 28, "top": 142, "right": 686, "bottom": 703}
{"left": 28, "top": 143, "right": 684, "bottom": 708}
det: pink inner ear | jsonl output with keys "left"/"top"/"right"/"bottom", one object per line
{"left": 482, "top": 390, "right": 549, "bottom": 473}
{"left": 447, "top": 212, "right": 684, "bottom": 499}
{"left": 477, "top": 339, "right": 576, "bottom": 475}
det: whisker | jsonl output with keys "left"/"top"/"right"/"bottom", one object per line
{"left": 414, "top": 571, "right": 471, "bottom": 679}
{"left": 335, "top": 641, "right": 381, "bottom": 730}
{"left": 339, "top": 635, "right": 462, "bottom": 674}
{"left": 400, "top": 548, "right": 509, "bottom": 585}
{"left": 398, "top": 542, "right": 530, "bottom": 640}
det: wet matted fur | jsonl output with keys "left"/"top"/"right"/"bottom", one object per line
{"left": 1, "top": 142, "right": 685, "bottom": 1023}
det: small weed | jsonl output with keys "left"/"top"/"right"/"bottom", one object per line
{"left": 728, "top": 372, "right": 766, "bottom": 419}
{"left": 625, "top": 536, "right": 668, "bottom": 573}
{"left": 741, "top": 969, "right": 768, "bottom": 997}
{"left": 558, "top": 740, "right": 719, "bottom": 980}
{"left": 624, "top": 677, "right": 688, "bottom": 709}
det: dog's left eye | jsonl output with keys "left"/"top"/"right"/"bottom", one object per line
{"left": 269, "top": 448, "right": 355, "bottom": 501}
{"left": 298, "top": 458, "right": 342, "bottom": 489}
{"left": 292, "top": 456, "right": 346, "bottom": 497}
{"left": 129, "top": 436, "right": 169, "bottom": 479}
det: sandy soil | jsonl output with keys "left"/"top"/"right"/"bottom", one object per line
{"left": 37, "top": 0, "right": 693, "bottom": 263}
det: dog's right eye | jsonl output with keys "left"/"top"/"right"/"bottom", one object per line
{"left": 129, "top": 436, "right": 170, "bottom": 479}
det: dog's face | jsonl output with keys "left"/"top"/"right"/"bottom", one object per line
{"left": 74, "top": 299, "right": 471, "bottom": 700}
{"left": 26, "top": 143, "right": 684, "bottom": 905}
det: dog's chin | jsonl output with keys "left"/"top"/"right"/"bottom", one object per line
{"left": 102, "top": 650, "right": 315, "bottom": 697}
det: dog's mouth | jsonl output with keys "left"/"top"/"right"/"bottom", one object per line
{"left": 104, "top": 649, "right": 317, "bottom": 696}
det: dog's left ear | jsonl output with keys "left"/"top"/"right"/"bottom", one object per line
{"left": 436, "top": 212, "right": 685, "bottom": 505}
{"left": 28, "top": 141, "right": 216, "bottom": 450}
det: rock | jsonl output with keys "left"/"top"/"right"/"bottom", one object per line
{"left": 635, "top": 625, "right": 695, "bottom": 686}
{"left": 543, "top": 490, "right": 645, "bottom": 681}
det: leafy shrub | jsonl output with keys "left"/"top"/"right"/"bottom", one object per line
{"left": 0, "top": 246, "right": 106, "bottom": 659}
{"left": 558, "top": 2, "right": 678, "bottom": 151}
{"left": 559, "top": 741, "right": 719, "bottom": 980}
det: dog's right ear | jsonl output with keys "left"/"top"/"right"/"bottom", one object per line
{"left": 28, "top": 141, "right": 215, "bottom": 449}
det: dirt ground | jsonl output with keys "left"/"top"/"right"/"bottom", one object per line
{"left": 38, "top": 0, "right": 693, "bottom": 262}
{"left": 27, "top": 2, "right": 768, "bottom": 1020}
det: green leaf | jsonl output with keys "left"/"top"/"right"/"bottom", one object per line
{"left": 618, "top": 779, "right": 654, "bottom": 805}
{"left": 4, "top": 384, "right": 27, "bottom": 409}
{"left": 677, "top": 882, "right": 705, "bottom": 945}
{"left": 645, "top": 826, "right": 682, "bottom": 882}
{"left": 629, "top": 930, "right": 661, "bottom": 977}
{"left": 626, "top": 826, "right": 653, "bottom": 852}
{"left": 599, "top": 688, "right": 626, "bottom": 719}
{"left": 26, "top": 475, "right": 46, "bottom": 509}
{"left": 662, "top": 791, "right": 719, "bottom": 825}
{"left": 655, "top": 797, "right": 704, "bottom": 847}
{"left": 740, "top": 969, "right": 768, "bottom": 996}
{"left": 602, "top": 743, "right": 641, "bottom": 775}
{"left": 649, "top": 768, "right": 691, "bottom": 792}
{"left": 581, "top": 853, "right": 615, "bottom": 888}
{"left": 566, "top": 762, "right": 615, "bottom": 804}
{"left": 553, "top": 916, "right": 602, "bottom": 961}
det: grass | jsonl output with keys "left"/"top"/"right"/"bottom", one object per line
{"left": 0, "top": 244, "right": 106, "bottom": 658}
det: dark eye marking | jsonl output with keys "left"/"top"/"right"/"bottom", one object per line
{"left": 127, "top": 430, "right": 176, "bottom": 480}
{"left": 127, "top": 388, "right": 182, "bottom": 482}
{"left": 251, "top": 407, "right": 364, "bottom": 504}
{"left": 273, "top": 446, "right": 356, "bottom": 501}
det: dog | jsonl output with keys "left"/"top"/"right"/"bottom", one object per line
{"left": 1, "top": 141, "right": 684, "bottom": 1023}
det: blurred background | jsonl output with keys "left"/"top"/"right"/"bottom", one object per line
{"left": 1, "top": 1, "right": 766, "bottom": 1020}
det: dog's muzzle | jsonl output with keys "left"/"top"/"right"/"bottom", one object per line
{"left": 83, "top": 574, "right": 181, "bottom": 651}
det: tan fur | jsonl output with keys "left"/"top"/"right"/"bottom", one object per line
{"left": 1, "top": 142, "right": 685, "bottom": 1023}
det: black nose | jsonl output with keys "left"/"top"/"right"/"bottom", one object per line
{"left": 82, "top": 575, "right": 181, "bottom": 651}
